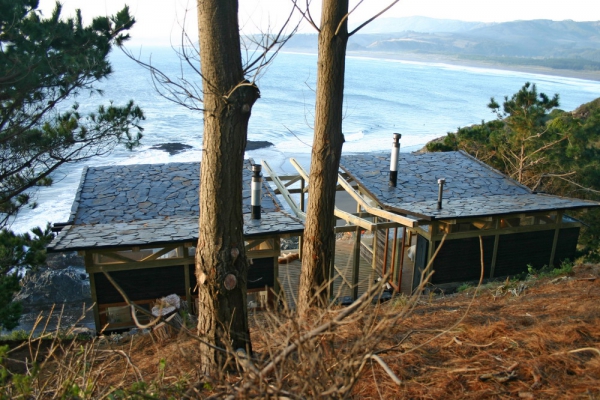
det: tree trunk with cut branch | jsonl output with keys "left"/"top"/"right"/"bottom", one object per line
{"left": 195, "top": 0, "right": 260, "bottom": 374}
{"left": 297, "top": 0, "right": 349, "bottom": 315}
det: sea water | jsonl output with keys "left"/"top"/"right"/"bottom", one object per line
{"left": 8, "top": 48, "right": 600, "bottom": 233}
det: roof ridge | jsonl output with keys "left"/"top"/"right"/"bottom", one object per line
{"left": 67, "top": 166, "right": 89, "bottom": 225}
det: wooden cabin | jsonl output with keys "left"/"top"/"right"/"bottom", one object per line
{"left": 47, "top": 161, "right": 304, "bottom": 332}
{"left": 338, "top": 151, "right": 600, "bottom": 292}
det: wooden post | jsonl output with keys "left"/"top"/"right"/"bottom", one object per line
{"left": 300, "top": 177, "right": 305, "bottom": 212}
{"left": 490, "top": 219, "right": 500, "bottom": 278}
{"left": 273, "top": 237, "right": 281, "bottom": 295}
{"left": 371, "top": 217, "right": 378, "bottom": 274}
{"left": 85, "top": 251, "right": 101, "bottom": 333}
{"left": 549, "top": 211, "right": 563, "bottom": 268}
{"left": 398, "top": 227, "right": 406, "bottom": 291}
{"left": 184, "top": 258, "right": 192, "bottom": 310}
{"left": 427, "top": 222, "right": 437, "bottom": 266}
{"left": 382, "top": 228, "right": 390, "bottom": 276}
{"left": 352, "top": 201, "right": 361, "bottom": 300}
{"left": 299, "top": 177, "right": 305, "bottom": 260}
{"left": 390, "top": 227, "right": 398, "bottom": 284}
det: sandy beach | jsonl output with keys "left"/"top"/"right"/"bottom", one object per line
{"left": 285, "top": 49, "right": 600, "bottom": 82}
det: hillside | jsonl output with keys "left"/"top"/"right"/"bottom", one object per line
{"left": 2, "top": 263, "right": 599, "bottom": 398}
{"left": 284, "top": 17, "right": 600, "bottom": 73}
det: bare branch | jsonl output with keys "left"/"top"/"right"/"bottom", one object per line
{"left": 349, "top": 0, "right": 400, "bottom": 37}
{"left": 242, "top": 3, "right": 302, "bottom": 80}
{"left": 334, "top": 0, "right": 364, "bottom": 36}
{"left": 292, "top": 0, "right": 319, "bottom": 32}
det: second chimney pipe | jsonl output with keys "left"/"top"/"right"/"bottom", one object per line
{"left": 389, "top": 133, "right": 401, "bottom": 187}
{"left": 437, "top": 178, "right": 446, "bottom": 210}
{"left": 251, "top": 164, "right": 262, "bottom": 219}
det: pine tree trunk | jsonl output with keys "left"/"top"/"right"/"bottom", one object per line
{"left": 195, "top": 0, "right": 259, "bottom": 374}
{"left": 297, "top": 0, "right": 349, "bottom": 315}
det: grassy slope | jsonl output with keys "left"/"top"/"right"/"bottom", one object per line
{"left": 4, "top": 263, "right": 597, "bottom": 398}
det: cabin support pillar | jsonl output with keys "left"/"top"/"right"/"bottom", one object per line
{"left": 184, "top": 261, "right": 192, "bottom": 310}
{"left": 273, "top": 238, "right": 281, "bottom": 295}
{"left": 549, "top": 211, "right": 564, "bottom": 267}
{"left": 397, "top": 227, "right": 406, "bottom": 291}
{"left": 490, "top": 219, "right": 500, "bottom": 278}
{"left": 371, "top": 217, "right": 379, "bottom": 278}
{"left": 352, "top": 201, "right": 362, "bottom": 300}
{"left": 299, "top": 177, "right": 305, "bottom": 260}
{"left": 85, "top": 251, "right": 101, "bottom": 333}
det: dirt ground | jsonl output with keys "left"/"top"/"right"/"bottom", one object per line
{"left": 6, "top": 263, "right": 599, "bottom": 398}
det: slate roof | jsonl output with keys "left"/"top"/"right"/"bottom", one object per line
{"left": 340, "top": 151, "right": 600, "bottom": 220}
{"left": 48, "top": 161, "right": 304, "bottom": 251}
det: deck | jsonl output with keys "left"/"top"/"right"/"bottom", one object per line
{"left": 277, "top": 235, "right": 415, "bottom": 308}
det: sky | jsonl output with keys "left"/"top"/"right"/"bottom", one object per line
{"left": 37, "top": 0, "right": 600, "bottom": 47}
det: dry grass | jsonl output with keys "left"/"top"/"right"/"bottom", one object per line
{"left": 2, "top": 263, "right": 599, "bottom": 398}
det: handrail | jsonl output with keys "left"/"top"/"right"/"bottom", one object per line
{"left": 261, "top": 160, "right": 306, "bottom": 220}
{"left": 289, "top": 158, "right": 379, "bottom": 231}
{"left": 336, "top": 174, "right": 418, "bottom": 228}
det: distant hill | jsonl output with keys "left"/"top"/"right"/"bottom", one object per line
{"left": 350, "top": 16, "right": 493, "bottom": 34}
{"left": 282, "top": 17, "right": 600, "bottom": 72}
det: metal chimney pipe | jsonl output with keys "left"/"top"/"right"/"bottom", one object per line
{"left": 251, "top": 164, "right": 262, "bottom": 220}
{"left": 389, "top": 133, "right": 401, "bottom": 187}
{"left": 437, "top": 178, "right": 446, "bottom": 210}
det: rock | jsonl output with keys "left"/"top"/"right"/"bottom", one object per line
{"left": 15, "top": 267, "right": 91, "bottom": 312}
{"left": 246, "top": 140, "right": 274, "bottom": 151}
{"left": 149, "top": 143, "right": 193, "bottom": 155}
{"left": 46, "top": 252, "right": 85, "bottom": 270}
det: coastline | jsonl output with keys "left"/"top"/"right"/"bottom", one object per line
{"left": 283, "top": 49, "right": 600, "bottom": 82}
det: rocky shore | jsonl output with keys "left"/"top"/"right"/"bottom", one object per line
{"left": 5, "top": 252, "right": 95, "bottom": 335}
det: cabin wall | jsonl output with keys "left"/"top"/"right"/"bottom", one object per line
{"left": 431, "top": 236, "right": 495, "bottom": 284}
{"left": 493, "top": 230, "right": 555, "bottom": 276}
{"left": 94, "top": 265, "right": 186, "bottom": 305}
{"left": 86, "top": 239, "right": 283, "bottom": 332}
{"left": 248, "top": 257, "right": 275, "bottom": 289}
{"left": 427, "top": 226, "right": 580, "bottom": 287}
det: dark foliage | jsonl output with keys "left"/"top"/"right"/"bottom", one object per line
{"left": 427, "top": 83, "right": 600, "bottom": 259}
{"left": 0, "top": 226, "right": 53, "bottom": 330}
{"left": 0, "top": 0, "right": 144, "bottom": 225}
{"left": 0, "top": 0, "right": 144, "bottom": 328}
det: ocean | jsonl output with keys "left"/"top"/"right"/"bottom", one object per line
{"left": 8, "top": 48, "right": 600, "bottom": 233}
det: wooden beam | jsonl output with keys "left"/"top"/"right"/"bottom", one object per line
{"left": 262, "top": 160, "right": 306, "bottom": 220}
{"left": 289, "top": 158, "right": 387, "bottom": 232}
{"left": 429, "top": 219, "right": 581, "bottom": 242}
{"left": 245, "top": 239, "right": 266, "bottom": 251}
{"left": 99, "top": 251, "right": 138, "bottom": 264}
{"left": 184, "top": 262, "right": 192, "bottom": 308}
{"left": 140, "top": 246, "right": 178, "bottom": 262}
{"left": 352, "top": 201, "right": 362, "bottom": 300}
{"left": 336, "top": 174, "right": 419, "bottom": 228}
{"left": 283, "top": 175, "right": 302, "bottom": 188}
{"left": 87, "top": 257, "right": 196, "bottom": 273}
{"left": 549, "top": 211, "right": 564, "bottom": 268}
{"left": 85, "top": 251, "right": 101, "bottom": 332}
{"left": 273, "top": 237, "right": 281, "bottom": 296}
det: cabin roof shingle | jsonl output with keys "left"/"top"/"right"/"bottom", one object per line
{"left": 48, "top": 161, "right": 304, "bottom": 251}
{"left": 340, "top": 151, "right": 600, "bottom": 220}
